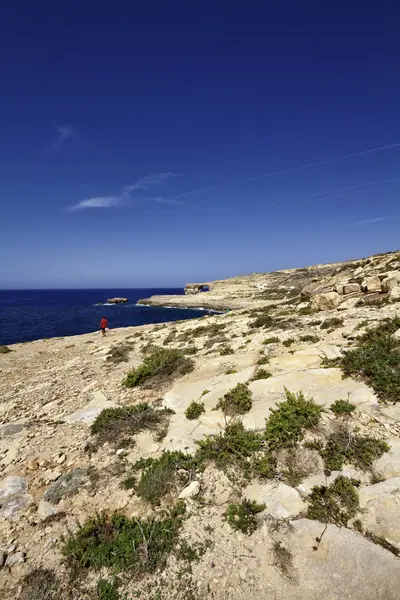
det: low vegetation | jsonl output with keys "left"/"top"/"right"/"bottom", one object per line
{"left": 298, "top": 305, "right": 315, "bottom": 315}
{"left": 106, "top": 343, "right": 134, "bottom": 364}
{"left": 185, "top": 401, "right": 205, "bottom": 420}
{"left": 0, "top": 345, "right": 11, "bottom": 354}
{"left": 282, "top": 338, "right": 295, "bottom": 347}
{"left": 123, "top": 347, "right": 194, "bottom": 388}
{"left": 265, "top": 389, "right": 322, "bottom": 450}
{"left": 307, "top": 475, "right": 359, "bottom": 526}
{"left": 299, "top": 334, "right": 319, "bottom": 343}
{"left": 224, "top": 499, "right": 265, "bottom": 534}
{"left": 262, "top": 336, "right": 280, "bottom": 345}
{"left": 320, "top": 317, "right": 344, "bottom": 330}
{"left": 91, "top": 403, "right": 171, "bottom": 448}
{"left": 216, "top": 383, "right": 252, "bottom": 416}
{"left": 131, "top": 452, "right": 198, "bottom": 505}
{"left": 219, "top": 344, "right": 234, "bottom": 355}
{"left": 252, "top": 368, "right": 272, "bottom": 380}
{"left": 19, "top": 569, "right": 61, "bottom": 600}
{"left": 257, "top": 355, "right": 270, "bottom": 365}
{"left": 320, "top": 425, "right": 389, "bottom": 471}
{"left": 250, "top": 312, "right": 276, "bottom": 329}
{"left": 62, "top": 502, "right": 186, "bottom": 575}
{"left": 330, "top": 399, "right": 356, "bottom": 416}
{"left": 340, "top": 317, "right": 400, "bottom": 403}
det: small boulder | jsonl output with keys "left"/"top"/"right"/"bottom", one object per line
{"left": 361, "top": 276, "right": 381, "bottom": 292}
{"left": 343, "top": 283, "right": 361, "bottom": 294}
{"left": 310, "top": 291, "right": 341, "bottom": 311}
{"left": 106, "top": 297, "right": 128, "bottom": 304}
{"left": 334, "top": 283, "right": 345, "bottom": 295}
{"left": 38, "top": 499, "right": 59, "bottom": 521}
{"left": 179, "top": 480, "right": 200, "bottom": 499}
{"left": 381, "top": 272, "right": 400, "bottom": 292}
{"left": 0, "top": 476, "right": 26, "bottom": 498}
{"left": 5, "top": 551, "right": 25, "bottom": 567}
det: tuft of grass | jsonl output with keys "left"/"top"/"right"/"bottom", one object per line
{"left": 265, "top": 389, "right": 322, "bottom": 450}
{"left": 282, "top": 338, "right": 295, "bottom": 347}
{"left": 91, "top": 403, "right": 170, "bottom": 448}
{"left": 219, "top": 345, "right": 234, "bottom": 356}
{"left": 355, "top": 319, "right": 369, "bottom": 330}
{"left": 123, "top": 348, "right": 194, "bottom": 388}
{"left": 272, "top": 541, "right": 294, "bottom": 579}
{"left": 340, "top": 317, "right": 400, "bottom": 403}
{"left": 0, "top": 345, "right": 11, "bottom": 354}
{"left": 216, "top": 383, "right": 252, "bottom": 416}
{"left": 106, "top": 343, "right": 133, "bottom": 364}
{"left": 262, "top": 336, "right": 280, "bottom": 345}
{"left": 307, "top": 475, "right": 359, "bottom": 526}
{"left": 132, "top": 452, "right": 198, "bottom": 505}
{"left": 185, "top": 401, "right": 205, "bottom": 420}
{"left": 252, "top": 368, "right": 272, "bottom": 380}
{"left": 62, "top": 502, "right": 186, "bottom": 575}
{"left": 224, "top": 499, "right": 265, "bottom": 534}
{"left": 299, "top": 334, "right": 319, "bottom": 343}
{"left": 250, "top": 313, "right": 276, "bottom": 329}
{"left": 257, "top": 355, "right": 270, "bottom": 365}
{"left": 320, "top": 317, "right": 344, "bottom": 330}
{"left": 321, "top": 425, "right": 390, "bottom": 471}
{"left": 201, "top": 389, "right": 210, "bottom": 396}
{"left": 298, "top": 306, "right": 315, "bottom": 316}
{"left": 330, "top": 399, "right": 356, "bottom": 416}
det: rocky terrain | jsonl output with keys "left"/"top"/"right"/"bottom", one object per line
{"left": 1, "top": 249, "right": 400, "bottom": 600}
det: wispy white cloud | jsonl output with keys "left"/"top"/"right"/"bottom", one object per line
{"left": 67, "top": 196, "right": 122, "bottom": 212}
{"left": 50, "top": 124, "right": 76, "bottom": 150}
{"left": 356, "top": 216, "right": 389, "bottom": 225}
{"left": 66, "top": 173, "right": 186, "bottom": 212}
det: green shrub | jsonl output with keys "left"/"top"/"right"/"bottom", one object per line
{"left": 298, "top": 306, "right": 315, "bottom": 316}
{"left": 132, "top": 452, "right": 198, "bottom": 504}
{"left": 252, "top": 368, "right": 272, "bottom": 380}
{"left": 299, "top": 334, "right": 319, "bottom": 343}
{"left": 265, "top": 389, "right": 322, "bottom": 450}
{"left": 330, "top": 399, "right": 356, "bottom": 416}
{"left": 97, "top": 579, "right": 128, "bottom": 600}
{"left": 216, "top": 383, "right": 252, "bottom": 416}
{"left": 185, "top": 401, "right": 205, "bottom": 420}
{"left": 0, "top": 345, "right": 11, "bottom": 354}
{"left": 262, "top": 337, "right": 280, "bottom": 345}
{"left": 91, "top": 403, "right": 169, "bottom": 447}
{"left": 306, "top": 476, "right": 359, "bottom": 526}
{"left": 224, "top": 500, "right": 265, "bottom": 534}
{"left": 282, "top": 338, "right": 295, "bottom": 347}
{"left": 123, "top": 348, "right": 194, "bottom": 388}
{"left": 106, "top": 343, "right": 133, "bottom": 364}
{"left": 257, "top": 356, "right": 270, "bottom": 365}
{"left": 250, "top": 313, "right": 276, "bottom": 329}
{"left": 62, "top": 503, "right": 186, "bottom": 574}
{"left": 219, "top": 345, "right": 234, "bottom": 355}
{"left": 321, "top": 426, "right": 390, "bottom": 471}
{"left": 340, "top": 317, "right": 400, "bottom": 403}
{"left": 320, "top": 317, "right": 344, "bottom": 330}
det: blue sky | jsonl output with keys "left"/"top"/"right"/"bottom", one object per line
{"left": 1, "top": 2, "right": 400, "bottom": 288}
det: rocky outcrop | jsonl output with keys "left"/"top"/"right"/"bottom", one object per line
{"left": 106, "top": 297, "right": 128, "bottom": 304}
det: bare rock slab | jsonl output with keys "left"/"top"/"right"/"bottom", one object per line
{"left": 244, "top": 481, "right": 305, "bottom": 518}
{"left": 63, "top": 390, "right": 115, "bottom": 424}
{"left": 373, "top": 439, "right": 400, "bottom": 479}
{"left": 359, "top": 478, "right": 400, "bottom": 549}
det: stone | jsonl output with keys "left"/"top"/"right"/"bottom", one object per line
{"left": 298, "top": 468, "right": 361, "bottom": 496}
{"left": 0, "top": 495, "right": 32, "bottom": 519}
{"left": 296, "top": 301, "right": 311, "bottom": 312}
{"left": 381, "top": 272, "right": 400, "bottom": 292}
{"left": 0, "top": 476, "right": 26, "bottom": 499}
{"left": 38, "top": 499, "right": 59, "bottom": 521}
{"left": 56, "top": 454, "right": 66, "bottom": 465}
{"left": 5, "top": 551, "right": 25, "bottom": 566}
{"left": 0, "top": 551, "right": 5, "bottom": 567}
{"left": 0, "top": 423, "right": 25, "bottom": 438}
{"left": 268, "top": 350, "right": 322, "bottom": 372}
{"left": 310, "top": 291, "right": 341, "bottom": 311}
{"left": 179, "top": 480, "right": 200, "bottom": 499}
{"left": 244, "top": 482, "right": 305, "bottom": 518}
{"left": 63, "top": 391, "right": 115, "bottom": 425}
{"left": 373, "top": 440, "right": 400, "bottom": 479}
{"left": 389, "top": 285, "right": 400, "bottom": 301}
{"left": 343, "top": 283, "right": 361, "bottom": 294}
{"left": 44, "top": 468, "right": 89, "bottom": 504}
{"left": 359, "top": 478, "right": 400, "bottom": 549}
{"left": 106, "top": 297, "right": 128, "bottom": 304}
{"left": 334, "top": 283, "right": 345, "bottom": 295}
{"left": 393, "top": 329, "right": 400, "bottom": 341}
{"left": 362, "top": 275, "right": 381, "bottom": 292}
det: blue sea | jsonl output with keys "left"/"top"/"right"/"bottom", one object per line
{"left": 0, "top": 289, "right": 205, "bottom": 346}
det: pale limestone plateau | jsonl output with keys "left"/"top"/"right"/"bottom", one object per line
{"left": 1, "top": 249, "right": 400, "bottom": 599}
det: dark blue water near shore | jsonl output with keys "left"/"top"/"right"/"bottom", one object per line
{"left": 0, "top": 289, "right": 204, "bottom": 346}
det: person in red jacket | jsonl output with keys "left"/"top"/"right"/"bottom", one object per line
{"left": 100, "top": 316, "right": 108, "bottom": 336}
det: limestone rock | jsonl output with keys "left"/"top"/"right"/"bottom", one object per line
{"left": 244, "top": 481, "right": 305, "bottom": 518}
{"left": 106, "top": 297, "right": 128, "bottom": 304}
{"left": 343, "top": 283, "right": 361, "bottom": 294}
{"left": 310, "top": 292, "right": 341, "bottom": 311}
{"left": 179, "top": 480, "right": 200, "bottom": 499}
{"left": 0, "top": 423, "right": 25, "bottom": 438}
{"left": 373, "top": 439, "right": 400, "bottom": 479}
{"left": 63, "top": 390, "right": 115, "bottom": 425}
{"left": 334, "top": 283, "right": 345, "bottom": 295}
{"left": 359, "top": 478, "right": 400, "bottom": 549}
{"left": 44, "top": 468, "right": 89, "bottom": 504}
{"left": 5, "top": 551, "right": 25, "bottom": 567}
{"left": 38, "top": 500, "right": 59, "bottom": 521}
{"left": 381, "top": 272, "right": 400, "bottom": 292}
{"left": 0, "top": 476, "right": 26, "bottom": 499}
{"left": 389, "top": 285, "right": 400, "bottom": 301}
{"left": 393, "top": 329, "right": 400, "bottom": 341}
{"left": 362, "top": 275, "right": 381, "bottom": 292}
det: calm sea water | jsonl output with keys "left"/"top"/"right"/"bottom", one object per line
{"left": 0, "top": 289, "right": 205, "bottom": 346}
